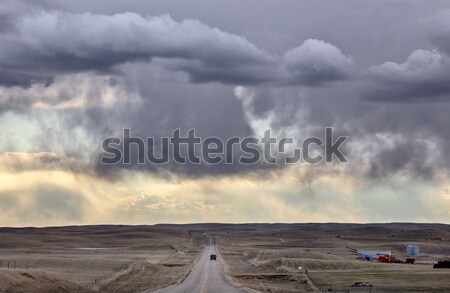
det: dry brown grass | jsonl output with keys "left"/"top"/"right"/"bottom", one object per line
{"left": 0, "top": 269, "right": 92, "bottom": 293}
{"left": 0, "top": 226, "right": 202, "bottom": 293}
{"left": 214, "top": 223, "right": 450, "bottom": 293}
{"left": 1, "top": 223, "right": 449, "bottom": 293}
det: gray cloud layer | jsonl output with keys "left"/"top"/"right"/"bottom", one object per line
{"left": 364, "top": 49, "right": 450, "bottom": 101}
{"left": 0, "top": 0, "right": 449, "bottom": 182}
{"left": 0, "top": 10, "right": 355, "bottom": 88}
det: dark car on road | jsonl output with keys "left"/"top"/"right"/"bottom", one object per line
{"left": 210, "top": 254, "right": 217, "bottom": 261}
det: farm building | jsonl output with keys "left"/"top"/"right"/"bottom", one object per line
{"left": 357, "top": 250, "right": 392, "bottom": 259}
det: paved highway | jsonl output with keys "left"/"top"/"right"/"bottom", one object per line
{"left": 152, "top": 235, "right": 245, "bottom": 293}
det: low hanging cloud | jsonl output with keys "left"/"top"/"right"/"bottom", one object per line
{"left": 0, "top": 11, "right": 272, "bottom": 87}
{"left": 0, "top": 0, "right": 449, "bottom": 225}
{"left": 0, "top": 72, "right": 139, "bottom": 112}
{"left": 364, "top": 49, "right": 450, "bottom": 101}
{"left": 0, "top": 5, "right": 446, "bottom": 184}
{"left": 362, "top": 9, "right": 450, "bottom": 102}
{"left": 283, "top": 39, "right": 356, "bottom": 86}
{"left": 0, "top": 152, "right": 91, "bottom": 174}
{"left": 0, "top": 9, "right": 355, "bottom": 88}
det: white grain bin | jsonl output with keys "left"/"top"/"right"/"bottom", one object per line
{"left": 407, "top": 244, "right": 419, "bottom": 257}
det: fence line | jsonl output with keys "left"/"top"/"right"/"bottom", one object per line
{"left": 0, "top": 260, "right": 29, "bottom": 270}
{"left": 0, "top": 259, "right": 129, "bottom": 290}
{"left": 86, "top": 262, "right": 131, "bottom": 289}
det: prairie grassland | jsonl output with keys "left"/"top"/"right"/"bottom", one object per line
{"left": 215, "top": 223, "right": 450, "bottom": 293}
{"left": 1, "top": 223, "right": 449, "bottom": 293}
{"left": 0, "top": 226, "right": 202, "bottom": 293}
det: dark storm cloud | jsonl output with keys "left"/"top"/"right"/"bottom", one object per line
{"left": 283, "top": 39, "right": 357, "bottom": 86}
{"left": 0, "top": 1, "right": 357, "bottom": 178}
{"left": 0, "top": 0, "right": 449, "bottom": 183}
{"left": 236, "top": 77, "right": 449, "bottom": 181}
{"left": 0, "top": 0, "right": 54, "bottom": 33}
{"left": 368, "top": 140, "right": 435, "bottom": 180}
{"left": 0, "top": 7, "right": 356, "bottom": 88}
{"left": 361, "top": 8, "right": 450, "bottom": 102}
{"left": 91, "top": 77, "right": 268, "bottom": 178}
{"left": 363, "top": 49, "right": 450, "bottom": 101}
{"left": 0, "top": 11, "right": 272, "bottom": 87}
{"left": 0, "top": 68, "right": 53, "bottom": 88}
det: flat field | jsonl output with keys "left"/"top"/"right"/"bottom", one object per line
{"left": 213, "top": 223, "right": 450, "bottom": 293}
{"left": 0, "top": 223, "right": 449, "bottom": 293}
{"left": 0, "top": 226, "right": 201, "bottom": 293}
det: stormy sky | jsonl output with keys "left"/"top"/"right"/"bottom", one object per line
{"left": 0, "top": 0, "right": 449, "bottom": 226}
